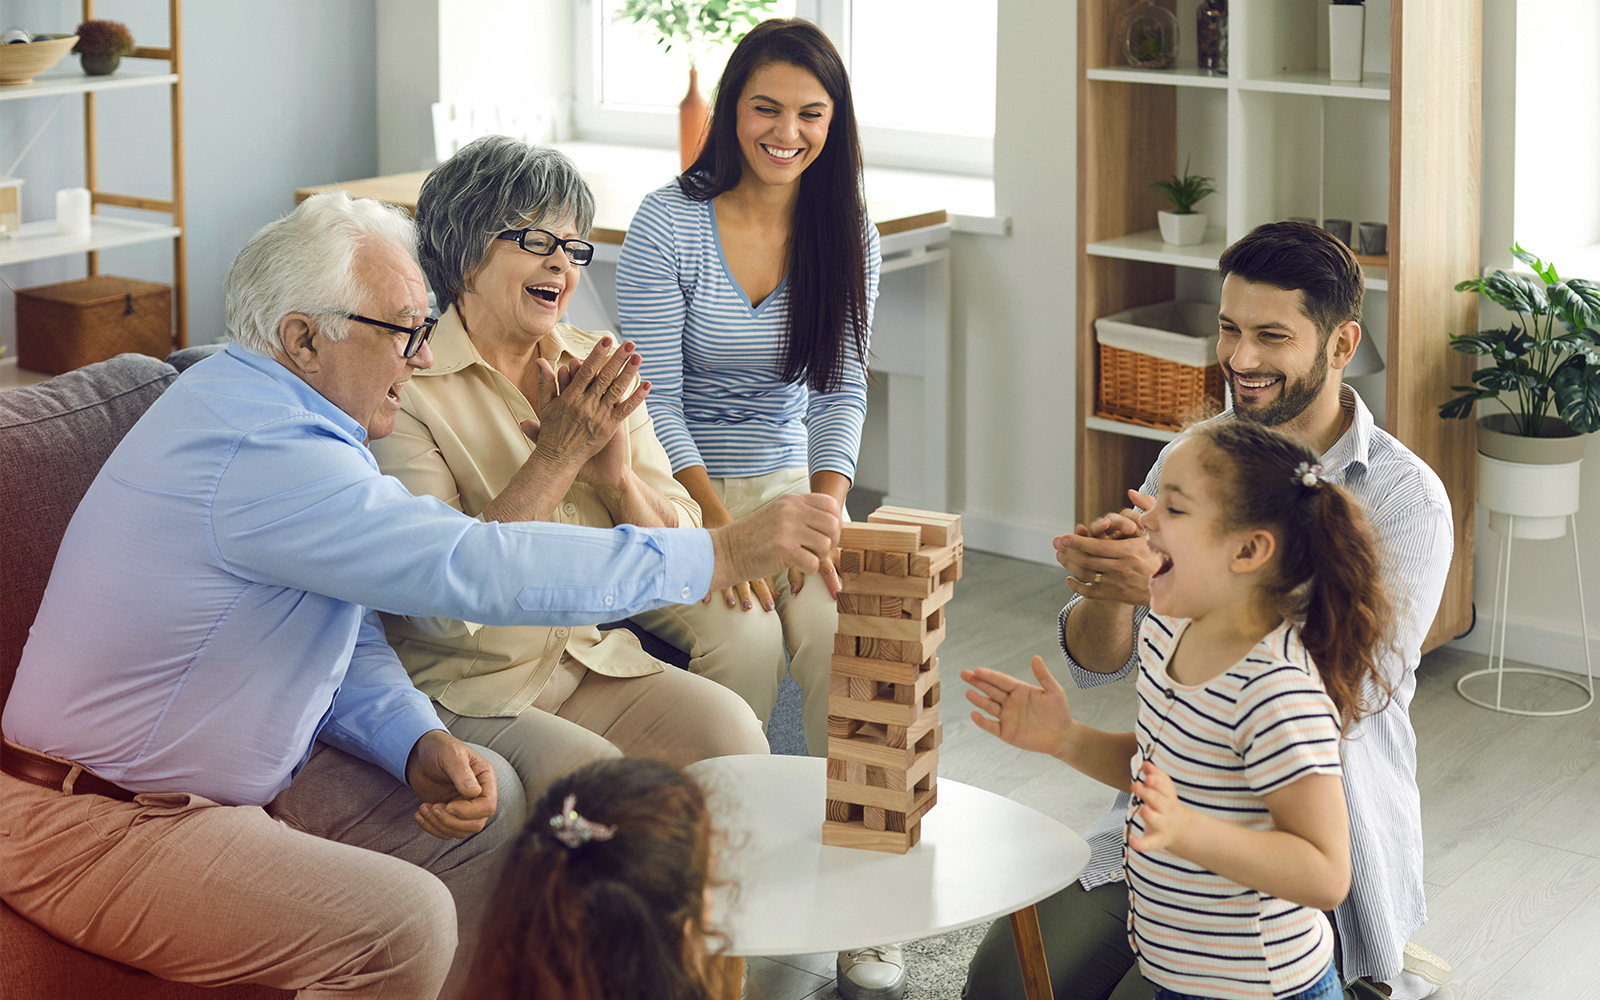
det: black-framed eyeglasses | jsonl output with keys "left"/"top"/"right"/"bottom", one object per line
{"left": 496, "top": 228, "right": 595, "bottom": 266}
{"left": 342, "top": 313, "right": 438, "bottom": 358}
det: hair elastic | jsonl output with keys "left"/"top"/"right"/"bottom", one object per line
{"left": 548, "top": 794, "right": 616, "bottom": 849}
{"left": 1294, "top": 461, "right": 1325, "bottom": 489}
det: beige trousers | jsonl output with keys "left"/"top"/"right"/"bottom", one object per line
{"left": 435, "top": 658, "right": 769, "bottom": 815}
{"left": 633, "top": 466, "right": 841, "bottom": 756}
{"left": 0, "top": 740, "right": 522, "bottom": 1000}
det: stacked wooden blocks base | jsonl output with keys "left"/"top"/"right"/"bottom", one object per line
{"left": 822, "top": 506, "right": 963, "bottom": 854}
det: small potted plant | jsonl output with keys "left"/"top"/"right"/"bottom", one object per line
{"left": 72, "top": 19, "right": 134, "bottom": 77}
{"left": 614, "top": 0, "right": 779, "bottom": 171}
{"left": 1440, "top": 244, "right": 1600, "bottom": 532}
{"left": 1151, "top": 156, "right": 1216, "bottom": 246}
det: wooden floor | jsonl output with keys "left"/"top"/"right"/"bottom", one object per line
{"left": 743, "top": 550, "right": 1600, "bottom": 1000}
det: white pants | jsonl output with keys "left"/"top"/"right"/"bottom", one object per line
{"left": 633, "top": 466, "right": 841, "bottom": 756}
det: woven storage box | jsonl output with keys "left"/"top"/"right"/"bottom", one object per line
{"left": 1095, "top": 300, "right": 1225, "bottom": 431}
{"left": 15, "top": 275, "right": 172, "bottom": 376}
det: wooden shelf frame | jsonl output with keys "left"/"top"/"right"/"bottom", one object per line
{"left": 1075, "top": 0, "right": 1479, "bottom": 651}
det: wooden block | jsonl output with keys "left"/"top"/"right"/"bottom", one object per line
{"left": 882, "top": 552, "right": 909, "bottom": 577}
{"left": 829, "top": 674, "right": 850, "bottom": 697}
{"left": 833, "top": 633, "right": 856, "bottom": 656}
{"left": 828, "top": 714, "right": 860, "bottom": 739}
{"left": 867, "top": 508, "right": 962, "bottom": 547}
{"left": 924, "top": 678, "right": 942, "bottom": 708}
{"left": 879, "top": 595, "right": 903, "bottom": 618}
{"left": 821, "top": 819, "right": 916, "bottom": 854}
{"left": 865, "top": 765, "right": 889, "bottom": 788}
{"left": 848, "top": 676, "right": 876, "bottom": 702}
{"left": 828, "top": 693, "right": 922, "bottom": 728}
{"left": 826, "top": 797, "right": 854, "bottom": 822}
{"left": 864, "top": 806, "right": 887, "bottom": 831}
{"left": 857, "top": 594, "right": 881, "bottom": 616}
{"left": 838, "top": 549, "right": 863, "bottom": 574}
{"left": 941, "top": 543, "right": 965, "bottom": 584}
{"left": 908, "top": 785, "right": 937, "bottom": 824}
{"left": 902, "top": 579, "right": 955, "bottom": 620}
{"left": 863, "top": 550, "right": 884, "bottom": 574}
{"left": 886, "top": 710, "right": 939, "bottom": 750}
{"left": 837, "top": 614, "right": 925, "bottom": 642}
{"left": 927, "top": 607, "right": 944, "bottom": 632}
{"left": 857, "top": 637, "right": 916, "bottom": 663}
{"left": 909, "top": 542, "right": 960, "bottom": 578}
{"left": 838, "top": 522, "right": 923, "bottom": 553}
{"left": 826, "top": 777, "right": 916, "bottom": 812}
{"left": 828, "top": 732, "right": 916, "bottom": 770}
{"left": 838, "top": 571, "right": 935, "bottom": 599}
{"left": 831, "top": 654, "right": 921, "bottom": 685}
{"left": 885, "top": 746, "right": 938, "bottom": 791}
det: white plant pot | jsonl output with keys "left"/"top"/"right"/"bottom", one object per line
{"left": 1479, "top": 453, "right": 1582, "bottom": 540}
{"left": 1157, "top": 211, "right": 1207, "bottom": 246}
{"left": 1328, "top": 5, "right": 1365, "bottom": 82}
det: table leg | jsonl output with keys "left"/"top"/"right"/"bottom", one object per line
{"left": 1009, "top": 904, "right": 1053, "bottom": 1000}
{"left": 709, "top": 954, "right": 744, "bottom": 1000}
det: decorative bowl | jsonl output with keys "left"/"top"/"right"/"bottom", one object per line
{"left": 0, "top": 35, "right": 78, "bottom": 86}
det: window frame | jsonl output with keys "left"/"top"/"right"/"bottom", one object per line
{"left": 570, "top": 0, "right": 993, "bottom": 175}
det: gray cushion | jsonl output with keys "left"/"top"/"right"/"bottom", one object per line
{"left": 165, "top": 342, "right": 224, "bottom": 371}
{"left": 0, "top": 353, "right": 176, "bottom": 711}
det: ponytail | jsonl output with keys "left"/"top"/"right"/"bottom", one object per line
{"left": 1197, "top": 421, "right": 1394, "bottom": 732}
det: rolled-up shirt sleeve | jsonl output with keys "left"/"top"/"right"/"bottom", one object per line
{"left": 317, "top": 611, "right": 447, "bottom": 783}
{"left": 209, "top": 419, "right": 715, "bottom": 627}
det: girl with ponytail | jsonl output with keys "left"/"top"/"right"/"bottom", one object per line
{"left": 474, "top": 758, "right": 721, "bottom": 1000}
{"left": 964, "top": 420, "right": 1392, "bottom": 1000}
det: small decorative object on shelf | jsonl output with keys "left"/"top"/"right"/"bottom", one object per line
{"left": 1151, "top": 155, "right": 1215, "bottom": 246}
{"left": 1196, "top": 0, "right": 1226, "bottom": 75}
{"left": 613, "top": 0, "right": 779, "bottom": 171}
{"left": 1357, "top": 221, "right": 1387, "bottom": 256}
{"left": 1328, "top": 0, "right": 1365, "bottom": 82}
{"left": 0, "top": 32, "right": 76, "bottom": 84}
{"left": 1118, "top": 0, "right": 1177, "bottom": 70}
{"left": 72, "top": 19, "right": 134, "bottom": 77}
{"left": 1322, "top": 218, "right": 1353, "bottom": 247}
{"left": 0, "top": 176, "right": 21, "bottom": 234}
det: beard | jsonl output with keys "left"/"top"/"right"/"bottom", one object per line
{"left": 1225, "top": 348, "right": 1330, "bottom": 427}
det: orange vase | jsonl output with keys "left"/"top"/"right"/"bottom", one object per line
{"left": 678, "top": 67, "right": 709, "bottom": 172}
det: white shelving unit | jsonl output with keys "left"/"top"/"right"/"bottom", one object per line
{"left": 1, "top": 2, "right": 185, "bottom": 388}
{"left": 1076, "top": 0, "right": 1480, "bottom": 650}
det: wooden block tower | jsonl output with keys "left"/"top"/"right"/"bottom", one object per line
{"left": 822, "top": 506, "right": 963, "bottom": 854}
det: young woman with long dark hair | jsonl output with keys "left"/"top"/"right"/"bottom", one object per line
{"left": 619, "top": 19, "right": 876, "bottom": 764}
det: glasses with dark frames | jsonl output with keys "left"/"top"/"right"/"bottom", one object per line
{"left": 341, "top": 313, "right": 438, "bottom": 358}
{"left": 496, "top": 228, "right": 595, "bottom": 266}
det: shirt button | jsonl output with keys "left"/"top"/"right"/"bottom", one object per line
{"left": 681, "top": 586, "right": 692, "bottom": 599}
{"left": 604, "top": 594, "right": 614, "bottom": 606}
{"left": 556, "top": 628, "right": 569, "bottom": 638}
{"left": 563, "top": 502, "right": 577, "bottom": 516}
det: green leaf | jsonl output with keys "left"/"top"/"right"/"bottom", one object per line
{"left": 1438, "top": 394, "right": 1481, "bottom": 420}
{"left": 1553, "top": 355, "right": 1600, "bottom": 433}
{"left": 1510, "top": 242, "right": 1560, "bottom": 284}
{"left": 1480, "top": 270, "right": 1550, "bottom": 316}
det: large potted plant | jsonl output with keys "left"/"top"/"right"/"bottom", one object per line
{"left": 614, "top": 0, "right": 779, "bottom": 171}
{"left": 1151, "top": 156, "right": 1216, "bottom": 246}
{"left": 1440, "top": 243, "right": 1600, "bottom": 536}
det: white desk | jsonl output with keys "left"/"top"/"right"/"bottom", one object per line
{"left": 683, "top": 754, "right": 1089, "bottom": 1000}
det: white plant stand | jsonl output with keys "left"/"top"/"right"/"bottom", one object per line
{"left": 1458, "top": 457, "right": 1595, "bottom": 716}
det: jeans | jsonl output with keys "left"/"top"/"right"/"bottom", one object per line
{"left": 1150, "top": 962, "right": 1340, "bottom": 1000}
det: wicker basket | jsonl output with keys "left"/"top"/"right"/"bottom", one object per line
{"left": 15, "top": 275, "right": 173, "bottom": 375}
{"left": 1094, "top": 300, "right": 1225, "bottom": 431}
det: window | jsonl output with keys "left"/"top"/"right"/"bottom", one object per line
{"left": 573, "top": 0, "right": 996, "bottom": 174}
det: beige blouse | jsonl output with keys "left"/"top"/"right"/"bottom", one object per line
{"left": 370, "top": 306, "right": 701, "bottom": 718}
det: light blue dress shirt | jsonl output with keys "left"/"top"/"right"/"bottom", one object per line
{"left": 3, "top": 345, "right": 713, "bottom": 807}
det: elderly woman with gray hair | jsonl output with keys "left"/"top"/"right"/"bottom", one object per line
{"left": 369, "top": 135, "right": 769, "bottom": 807}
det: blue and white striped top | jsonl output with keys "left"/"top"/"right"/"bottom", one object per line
{"left": 616, "top": 180, "right": 881, "bottom": 479}
{"left": 1060, "top": 384, "right": 1455, "bottom": 984}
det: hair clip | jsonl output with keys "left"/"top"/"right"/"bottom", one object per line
{"left": 1294, "top": 461, "right": 1325, "bottom": 489}
{"left": 548, "top": 794, "right": 616, "bottom": 849}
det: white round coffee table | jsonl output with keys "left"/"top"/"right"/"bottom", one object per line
{"left": 685, "top": 754, "right": 1090, "bottom": 1000}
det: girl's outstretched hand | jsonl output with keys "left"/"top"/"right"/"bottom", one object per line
{"left": 961, "top": 656, "right": 1075, "bottom": 757}
{"left": 1127, "top": 762, "right": 1193, "bottom": 854}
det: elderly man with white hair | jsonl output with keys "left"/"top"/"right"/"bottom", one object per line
{"left": 0, "top": 192, "right": 842, "bottom": 1000}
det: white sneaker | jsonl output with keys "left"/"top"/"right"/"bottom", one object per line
{"left": 1403, "top": 942, "right": 1455, "bottom": 985}
{"left": 837, "top": 944, "right": 907, "bottom": 1000}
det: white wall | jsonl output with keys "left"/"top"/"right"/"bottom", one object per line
{"left": 1, "top": 0, "right": 380, "bottom": 353}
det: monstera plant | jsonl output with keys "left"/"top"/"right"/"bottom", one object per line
{"left": 1440, "top": 244, "right": 1600, "bottom": 437}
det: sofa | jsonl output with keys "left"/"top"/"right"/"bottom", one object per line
{"left": 0, "top": 351, "right": 289, "bottom": 1000}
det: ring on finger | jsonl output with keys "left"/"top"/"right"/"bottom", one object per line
{"left": 1089, "top": 571, "right": 1104, "bottom": 586}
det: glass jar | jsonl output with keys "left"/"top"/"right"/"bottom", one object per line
{"left": 1118, "top": 0, "right": 1177, "bottom": 70}
{"left": 1197, "top": 0, "right": 1227, "bottom": 75}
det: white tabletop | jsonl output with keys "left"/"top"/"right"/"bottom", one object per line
{"left": 684, "top": 755, "right": 1091, "bottom": 957}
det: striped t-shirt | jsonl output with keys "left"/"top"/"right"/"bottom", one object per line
{"left": 616, "top": 180, "right": 880, "bottom": 479}
{"left": 1126, "top": 613, "right": 1342, "bottom": 1000}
